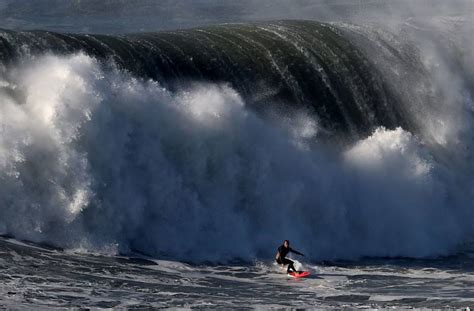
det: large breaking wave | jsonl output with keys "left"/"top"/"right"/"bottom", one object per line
{"left": 0, "top": 20, "right": 473, "bottom": 261}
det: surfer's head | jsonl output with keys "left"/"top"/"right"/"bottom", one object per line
{"left": 284, "top": 240, "right": 290, "bottom": 248}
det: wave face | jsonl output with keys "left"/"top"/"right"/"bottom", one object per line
{"left": 0, "top": 21, "right": 412, "bottom": 137}
{"left": 0, "top": 20, "right": 473, "bottom": 261}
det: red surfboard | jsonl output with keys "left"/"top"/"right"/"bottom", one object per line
{"left": 288, "top": 271, "right": 310, "bottom": 278}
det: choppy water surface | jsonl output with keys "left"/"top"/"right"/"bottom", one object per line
{"left": 1, "top": 237, "right": 473, "bottom": 309}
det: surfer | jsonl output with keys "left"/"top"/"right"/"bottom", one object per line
{"left": 275, "top": 240, "right": 304, "bottom": 274}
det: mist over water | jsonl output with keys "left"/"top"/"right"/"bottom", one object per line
{"left": 0, "top": 0, "right": 472, "bottom": 34}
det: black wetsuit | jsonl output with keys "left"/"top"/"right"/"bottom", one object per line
{"left": 276, "top": 245, "right": 303, "bottom": 273}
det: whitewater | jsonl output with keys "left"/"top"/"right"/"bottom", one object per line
{"left": 0, "top": 51, "right": 469, "bottom": 261}
{"left": 0, "top": 1, "right": 473, "bottom": 308}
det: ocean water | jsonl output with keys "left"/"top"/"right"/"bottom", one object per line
{"left": 2, "top": 237, "right": 474, "bottom": 308}
{"left": 0, "top": 0, "right": 473, "bottom": 308}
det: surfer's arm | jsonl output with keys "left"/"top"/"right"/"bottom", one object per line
{"left": 275, "top": 251, "right": 280, "bottom": 261}
{"left": 290, "top": 248, "right": 304, "bottom": 256}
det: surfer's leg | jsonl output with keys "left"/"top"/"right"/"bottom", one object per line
{"left": 283, "top": 259, "right": 296, "bottom": 273}
{"left": 288, "top": 261, "right": 296, "bottom": 273}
